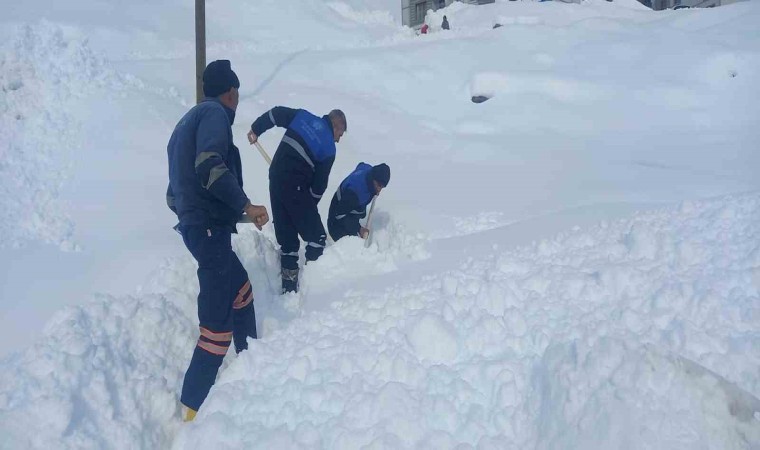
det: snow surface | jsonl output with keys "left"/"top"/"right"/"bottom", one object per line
{"left": 1, "top": 0, "right": 760, "bottom": 448}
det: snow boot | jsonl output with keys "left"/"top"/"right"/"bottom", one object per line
{"left": 182, "top": 404, "right": 197, "bottom": 422}
{"left": 282, "top": 268, "right": 299, "bottom": 294}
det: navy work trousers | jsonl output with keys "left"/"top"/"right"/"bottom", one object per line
{"left": 179, "top": 225, "right": 257, "bottom": 411}
{"left": 270, "top": 183, "right": 327, "bottom": 272}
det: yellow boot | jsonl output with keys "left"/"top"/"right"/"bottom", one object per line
{"left": 182, "top": 405, "right": 197, "bottom": 422}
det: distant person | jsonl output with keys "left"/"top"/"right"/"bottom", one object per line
{"left": 248, "top": 107, "right": 347, "bottom": 293}
{"left": 328, "top": 163, "right": 390, "bottom": 242}
{"left": 442, "top": 15, "right": 450, "bottom": 30}
{"left": 166, "top": 59, "right": 269, "bottom": 422}
{"left": 421, "top": 23, "right": 429, "bottom": 34}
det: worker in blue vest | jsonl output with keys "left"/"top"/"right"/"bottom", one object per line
{"left": 247, "top": 107, "right": 347, "bottom": 293}
{"left": 328, "top": 163, "right": 390, "bottom": 242}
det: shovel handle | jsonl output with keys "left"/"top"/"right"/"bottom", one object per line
{"left": 364, "top": 196, "right": 378, "bottom": 248}
{"left": 254, "top": 141, "right": 272, "bottom": 165}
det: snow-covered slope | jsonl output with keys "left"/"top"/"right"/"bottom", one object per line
{"left": 1, "top": 0, "right": 759, "bottom": 448}
{"left": 175, "top": 193, "right": 760, "bottom": 449}
{"left": 2, "top": 193, "right": 759, "bottom": 449}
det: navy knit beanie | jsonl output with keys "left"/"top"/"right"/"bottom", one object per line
{"left": 371, "top": 164, "right": 390, "bottom": 187}
{"left": 203, "top": 60, "right": 240, "bottom": 97}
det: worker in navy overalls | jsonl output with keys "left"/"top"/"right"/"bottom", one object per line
{"left": 167, "top": 60, "right": 269, "bottom": 421}
{"left": 248, "top": 108, "right": 347, "bottom": 293}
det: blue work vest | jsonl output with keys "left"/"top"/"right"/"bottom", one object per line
{"left": 341, "top": 163, "right": 374, "bottom": 206}
{"left": 288, "top": 110, "right": 336, "bottom": 163}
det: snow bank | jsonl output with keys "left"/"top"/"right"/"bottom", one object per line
{"left": 1, "top": 191, "right": 758, "bottom": 448}
{"left": 0, "top": 22, "right": 113, "bottom": 249}
{"left": 0, "top": 290, "right": 193, "bottom": 448}
{"left": 170, "top": 193, "right": 760, "bottom": 449}
{"left": 533, "top": 339, "right": 760, "bottom": 449}
{"left": 0, "top": 212, "right": 430, "bottom": 449}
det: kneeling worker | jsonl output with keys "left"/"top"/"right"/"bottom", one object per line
{"left": 328, "top": 163, "right": 390, "bottom": 241}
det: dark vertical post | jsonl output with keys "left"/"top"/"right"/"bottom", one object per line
{"left": 195, "top": 0, "right": 206, "bottom": 104}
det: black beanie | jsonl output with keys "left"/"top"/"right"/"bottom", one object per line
{"left": 203, "top": 60, "right": 240, "bottom": 97}
{"left": 371, "top": 164, "right": 390, "bottom": 187}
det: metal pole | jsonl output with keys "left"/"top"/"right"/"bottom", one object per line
{"left": 195, "top": 0, "right": 206, "bottom": 104}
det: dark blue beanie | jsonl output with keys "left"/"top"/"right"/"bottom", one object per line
{"left": 371, "top": 164, "right": 390, "bottom": 187}
{"left": 203, "top": 60, "right": 240, "bottom": 97}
